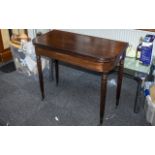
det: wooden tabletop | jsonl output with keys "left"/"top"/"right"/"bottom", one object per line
{"left": 33, "top": 30, "right": 128, "bottom": 63}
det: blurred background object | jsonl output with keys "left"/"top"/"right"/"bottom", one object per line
{"left": 0, "top": 29, "right": 27, "bottom": 65}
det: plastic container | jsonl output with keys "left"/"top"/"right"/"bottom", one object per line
{"left": 10, "top": 38, "right": 51, "bottom": 80}
{"left": 144, "top": 83, "right": 155, "bottom": 125}
{"left": 140, "top": 35, "right": 155, "bottom": 65}
{"left": 145, "top": 98, "right": 155, "bottom": 126}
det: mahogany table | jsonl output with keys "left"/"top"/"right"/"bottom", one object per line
{"left": 33, "top": 30, "right": 128, "bottom": 125}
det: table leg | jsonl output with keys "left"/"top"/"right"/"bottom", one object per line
{"left": 36, "top": 55, "right": 45, "bottom": 100}
{"left": 55, "top": 60, "right": 59, "bottom": 86}
{"left": 100, "top": 73, "right": 108, "bottom": 125}
{"left": 49, "top": 58, "right": 54, "bottom": 81}
{"left": 116, "top": 57, "right": 124, "bottom": 107}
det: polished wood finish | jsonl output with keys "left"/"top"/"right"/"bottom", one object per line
{"left": 100, "top": 73, "right": 108, "bottom": 124}
{"left": 0, "top": 30, "right": 4, "bottom": 51}
{"left": 33, "top": 30, "right": 128, "bottom": 124}
{"left": 0, "top": 49, "right": 12, "bottom": 62}
{"left": 54, "top": 60, "right": 59, "bottom": 86}
{"left": 34, "top": 30, "right": 127, "bottom": 64}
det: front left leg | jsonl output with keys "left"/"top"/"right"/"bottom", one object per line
{"left": 36, "top": 55, "right": 45, "bottom": 100}
{"left": 100, "top": 73, "right": 108, "bottom": 125}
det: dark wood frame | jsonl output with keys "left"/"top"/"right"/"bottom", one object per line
{"left": 33, "top": 30, "right": 128, "bottom": 125}
{"left": 0, "top": 30, "right": 4, "bottom": 51}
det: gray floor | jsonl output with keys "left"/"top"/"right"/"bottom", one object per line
{"left": 0, "top": 63, "right": 149, "bottom": 126}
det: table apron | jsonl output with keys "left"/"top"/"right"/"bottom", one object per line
{"left": 35, "top": 47, "right": 118, "bottom": 73}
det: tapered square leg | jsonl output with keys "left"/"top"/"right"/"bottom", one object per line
{"left": 36, "top": 55, "right": 45, "bottom": 100}
{"left": 100, "top": 73, "right": 108, "bottom": 125}
{"left": 55, "top": 60, "right": 59, "bottom": 86}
